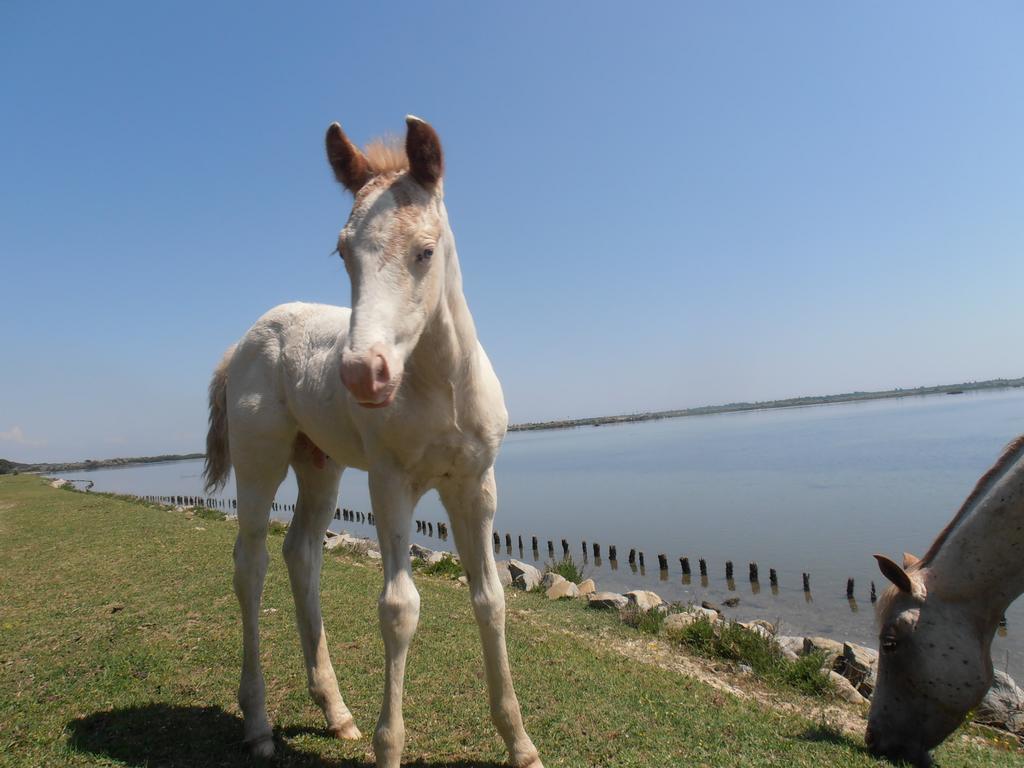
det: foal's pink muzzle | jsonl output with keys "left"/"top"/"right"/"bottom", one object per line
{"left": 341, "top": 344, "right": 399, "bottom": 408}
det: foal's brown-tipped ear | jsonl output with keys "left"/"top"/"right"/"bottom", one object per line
{"left": 902, "top": 552, "right": 921, "bottom": 570}
{"left": 875, "top": 554, "right": 914, "bottom": 593}
{"left": 325, "top": 122, "right": 371, "bottom": 193}
{"left": 405, "top": 115, "right": 443, "bottom": 189}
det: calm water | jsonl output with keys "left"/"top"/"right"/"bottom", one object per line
{"left": 63, "top": 387, "right": 1024, "bottom": 676}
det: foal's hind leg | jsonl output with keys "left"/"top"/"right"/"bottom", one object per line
{"left": 232, "top": 447, "right": 289, "bottom": 758}
{"left": 283, "top": 448, "right": 361, "bottom": 741}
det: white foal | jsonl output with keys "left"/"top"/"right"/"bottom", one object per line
{"left": 203, "top": 116, "right": 542, "bottom": 768}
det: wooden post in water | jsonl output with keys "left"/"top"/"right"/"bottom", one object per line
{"left": 592, "top": 542, "right": 600, "bottom": 558}
{"left": 846, "top": 578, "right": 855, "bottom": 599}
{"left": 699, "top": 558, "right": 707, "bottom": 577}
{"left": 428, "top": 522, "right": 434, "bottom": 536}
{"left": 548, "top": 540, "right": 555, "bottom": 557}
{"left": 769, "top": 568, "right": 778, "bottom": 586}
{"left": 561, "top": 539, "right": 569, "bottom": 557}
{"left": 638, "top": 552, "right": 645, "bottom": 567}
{"left": 505, "top": 533, "right": 512, "bottom": 548}
{"left": 493, "top": 532, "right": 500, "bottom": 548}
{"left": 680, "top": 557, "right": 690, "bottom": 575}
{"left": 657, "top": 553, "right": 668, "bottom": 571}
{"left": 725, "top": 561, "right": 734, "bottom": 580}
{"left": 518, "top": 535, "right": 523, "bottom": 550}
{"left": 628, "top": 549, "right": 636, "bottom": 565}
{"left": 749, "top": 563, "right": 759, "bottom": 582}
{"left": 532, "top": 535, "right": 538, "bottom": 552}
{"left": 608, "top": 545, "right": 617, "bottom": 561}
{"left": 802, "top": 573, "right": 811, "bottom": 592}
{"left": 870, "top": 581, "right": 877, "bottom": 603}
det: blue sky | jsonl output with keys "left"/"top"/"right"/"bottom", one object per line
{"left": 2, "top": 2, "right": 1022, "bottom": 462}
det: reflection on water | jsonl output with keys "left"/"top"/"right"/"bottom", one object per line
{"left": 61, "top": 387, "right": 1024, "bottom": 675}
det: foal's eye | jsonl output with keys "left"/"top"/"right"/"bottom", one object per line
{"left": 417, "top": 248, "right": 434, "bottom": 263}
{"left": 882, "top": 635, "right": 898, "bottom": 652}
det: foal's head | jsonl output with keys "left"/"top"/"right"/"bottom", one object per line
{"left": 866, "top": 554, "right": 993, "bottom": 767}
{"left": 326, "top": 116, "right": 448, "bottom": 408}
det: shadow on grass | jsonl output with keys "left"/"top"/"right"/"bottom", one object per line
{"left": 67, "top": 703, "right": 507, "bottom": 768}
{"left": 796, "top": 722, "right": 866, "bottom": 751}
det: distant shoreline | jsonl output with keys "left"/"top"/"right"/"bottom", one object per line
{"left": 4, "top": 377, "right": 1021, "bottom": 473}
{"left": 1, "top": 453, "right": 205, "bottom": 476}
{"left": 507, "top": 376, "right": 1024, "bottom": 432}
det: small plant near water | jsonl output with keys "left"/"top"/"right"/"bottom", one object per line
{"left": 545, "top": 555, "right": 583, "bottom": 584}
{"left": 667, "top": 617, "right": 832, "bottom": 696}
{"left": 418, "top": 553, "right": 463, "bottom": 579}
{"left": 620, "top": 604, "right": 666, "bottom": 635}
{"left": 268, "top": 520, "right": 289, "bottom": 536}
{"left": 194, "top": 505, "right": 226, "bottom": 522}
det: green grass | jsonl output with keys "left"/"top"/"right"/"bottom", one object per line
{"left": 543, "top": 556, "right": 583, "bottom": 584}
{"left": 1, "top": 475, "right": 1022, "bottom": 767}
{"left": 668, "top": 617, "right": 833, "bottom": 697}
{"left": 619, "top": 604, "right": 666, "bottom": 635}
{"left": 416, "top": 554, "right": 463, "bottom": 579}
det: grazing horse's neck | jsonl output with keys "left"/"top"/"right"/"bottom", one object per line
{"left": 925, "top": 445, "right": 1024, "bottom": 623}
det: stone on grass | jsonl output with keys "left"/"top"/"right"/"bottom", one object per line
{"left": 577, "top": 578, "right": 596, "bottom": 596}
{"left": 366, "top": 549, "right": 382, "bottom": 560}
{"left": 625, "top": 590, "right": 666, "bottom": 612}
{"left": 840, "top": 642, "right": 879, "bottom": 697}
{"left": 409, "top": 543, "right": 433, "bottom": 560}
{"left": 738, "top": 621, "right": 774, "bottom": 640}
{"left": 546, "top": 580, "right": 579, "bottom": 600}
{"left": 828, "top": 670, "right": 869, "bottom": 705}
{"left": 664, "top": 608, "right": 717, "bottom": 633}
{"left": 776, "top": 635, "right": 804, "bottom": 661}
{"left": 324, "top": 532, "right": 377, "bottom": 555}
{"left": 587, "top": 591, "right": 629, "bottom": 610}
{"left": 495, "top": 561, "right": 514, "bottom": 588}
{"left": 804, "top": 636, "right": 846, "bottom": 666}
{"left": 426, "top": 550, "right": 450, "bottom": 565}
{"left": 976, "top": 670, "right": 1024, "bottom": 735}
{"left": 507, "top": 560, "right": 542, "bottom": 591}
{"left": 541, "top": 572, "right": 566, "bottom": 589}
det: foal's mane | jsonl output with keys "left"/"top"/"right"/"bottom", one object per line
{"left": 364, "top": 137, "right": 408, "bottom": 176}
{"left": 918, "top": 434, "right": 1024, "bottom": 568}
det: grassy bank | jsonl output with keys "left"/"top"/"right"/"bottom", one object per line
{"left": 0, "top": 476, "right": 1020, "bottom": 767}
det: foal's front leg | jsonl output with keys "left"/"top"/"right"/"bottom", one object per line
{"left": 441, "top": 470, "right": 543, "bottom": 768}
{"left": 368, "top": 469, "right": 419, "bottom": 768}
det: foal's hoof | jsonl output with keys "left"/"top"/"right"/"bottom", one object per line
{"left": 246, "top": 734, "right": 275, "bottom": 759}
{"left": 517, "top": 757, "right": 544, "bottom": 768}
{"left": 329, "top": 718, "right": 363, "bottom": 740}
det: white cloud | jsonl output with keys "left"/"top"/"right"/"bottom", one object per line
{"left": 0, "top": 426, "right": 47, "bottom": 447}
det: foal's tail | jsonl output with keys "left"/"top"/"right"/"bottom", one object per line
{"left": 203, "top": 344, "right": 236, "bottom": 494}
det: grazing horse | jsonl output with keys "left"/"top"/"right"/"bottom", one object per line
{"left": 868, "top": 435, "right": 1024, "bottom": 766}
{"left": 203, "top": 116, "right": 543, "bottom": 768}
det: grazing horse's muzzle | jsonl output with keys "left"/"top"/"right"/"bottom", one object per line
{"left": 341, "top": 344, "right": 400, "bottom": 408}
{"left": 865, "top": 725, "right": 933, "bottom": 768}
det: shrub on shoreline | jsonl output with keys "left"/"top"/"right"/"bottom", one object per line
{"left": 667, "top": 617, "right": 832, "bottom": 696}
{"left": 544, "top": 555, "right": 583, "bottom": 584}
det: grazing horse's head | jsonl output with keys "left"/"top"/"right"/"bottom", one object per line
{"left": 865, "top": 553, "right": 993, "bottom": 767}
{"left": 325, "top": 116, "right": 448, "bottom": 408}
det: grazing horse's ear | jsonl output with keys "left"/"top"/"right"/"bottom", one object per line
{"left": 902, "top": 552, "right": 921, "bottom": 570}
{"left": 875, "top": 554, "right": 914, "bottom": 594}
{"left": 405, "top": 115, "right": 444, "bottom": 189}
{"left": 326, "top": 122, "right": 371, "bottom": 194}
